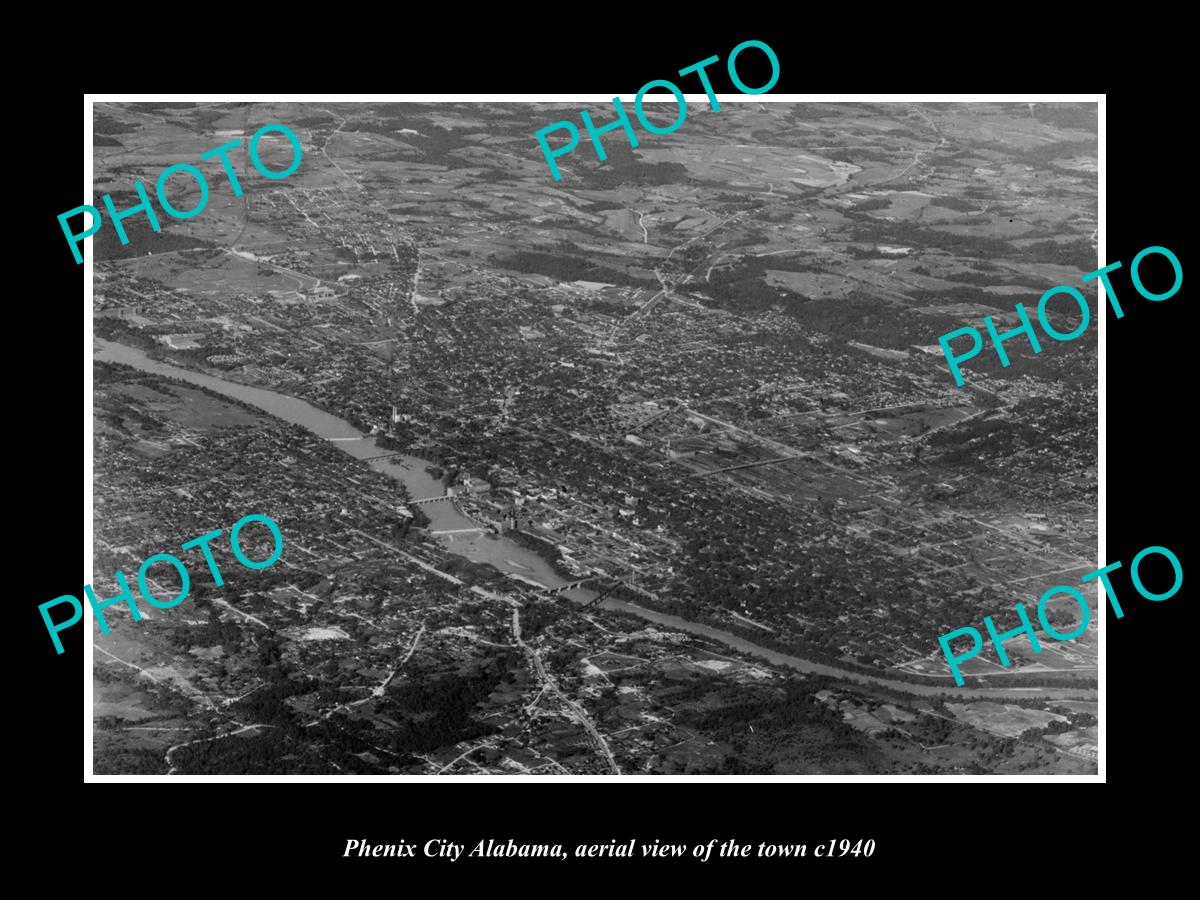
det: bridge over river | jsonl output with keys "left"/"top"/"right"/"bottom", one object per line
{"left": 94, "top": 339, "right": 1096, "bottom": 704}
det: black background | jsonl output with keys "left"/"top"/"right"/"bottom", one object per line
{"left": 18, "top": 21, "right": 1189, "bottom": 888}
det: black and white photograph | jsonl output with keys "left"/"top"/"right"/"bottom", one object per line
{"left": 82, "top": 96, "right": 1102, "bottom": 778}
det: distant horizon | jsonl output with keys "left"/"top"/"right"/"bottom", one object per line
{"left": 87, "top": 98, "right": 1101, "bottom": 780}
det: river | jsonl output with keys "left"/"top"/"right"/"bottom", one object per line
{"left": 94, "top": 339, "right": 1095, "bottom": 702}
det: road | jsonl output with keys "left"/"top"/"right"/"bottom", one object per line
{"left": 871, "top": 103, "right": 947, "bottom": 187}
{"left": 95, "top": 643, "right": 219, "bottom": 712}
{"left": 373, "top": 623, "right": 427, "bottom": 698}
{"left": 693, "top": 453, "right": 806, "bottom": 477}
{"left": 510, "top": 602, "right": 621, "bottom": 775}
{"left": 318, "top": 110, "right": 357, "bottom": 187}
{"left": 213, "top": 598, "right": 271, "bottom": 630}
{"left": 304, "top": 623, "right": 427, "bottom": 725}
{"left": 227, "top": 247, "right": 324, "bottom": 290}
{"left": 165, "top": 723, "right": 278, "bottom": 775}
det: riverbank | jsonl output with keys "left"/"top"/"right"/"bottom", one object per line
{"left": 93, "top": 339, "right": 1095, "bottom": 702}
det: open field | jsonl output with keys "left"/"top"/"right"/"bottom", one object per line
{"left": 91, "top": 100, "right": 1098, "bottom": 775}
